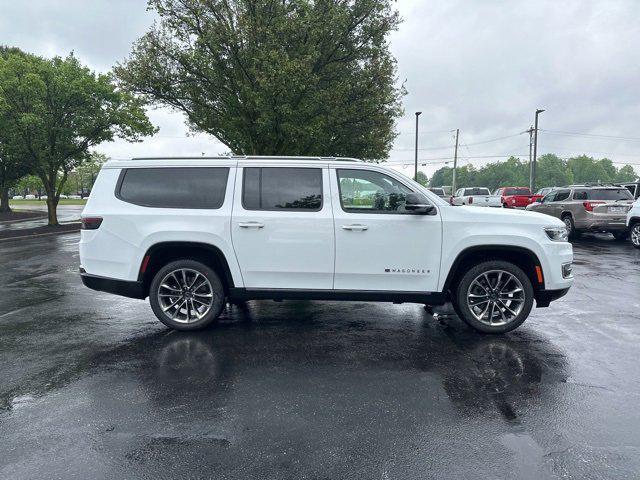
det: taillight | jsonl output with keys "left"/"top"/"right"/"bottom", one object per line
{"left": 583, "top": 201, "right": 605, "bottom": 212}
{"left": 468, "top": 196, "right": 473, "bottom": 204}
{"left": 81, "top": 217, "right": 103, "bottom": 230}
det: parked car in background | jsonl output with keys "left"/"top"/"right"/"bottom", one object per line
{"left": 527, "top": 185, "right": 634, "bottom": 239}
{"left": 69, "top": 194, "right": 82, "bottom": 200}
{"left": 451, "top": 187, "right": 502, "bottom": 207}
{"left": 494, "top": 187, "right": 543, "bottom": 208}
{"left": 627, "top": 198, "right": 640, "bottom": 248}
{"left": 535, "top": 187, "right": 557, "bottom": 197}
{"left": 24, "top": 194, "right": 36, "bottom": 200}
{"left": 12, "top": 195, "right": 23, "bottom": 200}
{"left": 622, "top": 181, "right": 640, "bottom": 200}
{"left": 428, "top": 187, "right": 448, "bottom": 199}
{"left": 79, "top": 155, "right": 573, "bottom": 334}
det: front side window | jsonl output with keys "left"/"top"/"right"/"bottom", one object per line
{"left": 542, "top": 192, "right": 556, "bottom": 203}
{"left": 337, "top": 169, "right": 415, "bottom": 214}
{"left": 117, "top": 167, "right": 229, "bottom": 209}
{"left": 242, "top": 167, "right": 323, "bottom": 211}
{"left": 554, "top": 190, "right": 571, "bottom": 201}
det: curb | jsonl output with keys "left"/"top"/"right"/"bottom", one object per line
{"left": 0, "top": 223, "right": 81, "bottom": 243}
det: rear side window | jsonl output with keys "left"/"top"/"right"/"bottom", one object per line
{"left": 242, "top": 167, "right": 323, "bottom": 211}
{"left": 117, "top": 167, "right": 229, "bottom": 209}
{"left": 587, "top": 188, "right": 634, "bottom": 201}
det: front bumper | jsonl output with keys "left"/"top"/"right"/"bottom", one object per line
{"left": 535, "top": 288, "right": 570, "bottom": 308}
{"left": 80, "top": 268, "right": 146, "bottom": 299}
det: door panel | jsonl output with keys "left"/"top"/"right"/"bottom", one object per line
{"left": 231, "top": 166, "right": 335, "bottom": 289}
{"left": 331, "top": 168, "right": 442, "bottom": 292}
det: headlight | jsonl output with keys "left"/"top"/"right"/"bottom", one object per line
{"left": 544, "top": 226, "right": 568, "bottom": 242}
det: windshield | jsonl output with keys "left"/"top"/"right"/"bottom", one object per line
{"left": 464, "top": 188, "right": 490, "bottom": 196}
{"left": 504, "top": 188, "right": 531, "bottom": 195}
{"left": 586, "top": 188, "right": 634, "bottom": 201}
{"left": 430, "top": 188, "right": 445, "bottom": 195}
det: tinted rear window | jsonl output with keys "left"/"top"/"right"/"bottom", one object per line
{"left": 463, "top": 188, "right": 490, "bottom": 196}
{"left": 504, "top": 188, "right": 531, "bottom": 195}
{"left": 583, "top": 188, "right": 634, "bottom": 201}
{"left": 118, "top": 167, "right": 229, "bottom": 209}
{"left": 243, "top": 167, "right": 322, "bottom": 211}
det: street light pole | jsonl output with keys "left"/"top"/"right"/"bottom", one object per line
{"left": 527, "top": 126, "right": 534, "bottom": 191}
{"left": 414, "top": 112, "right": 422, "bottom": 181}
{"left": 452, "top": 128, "right": 459, "bottom": 193}
{"left": 532, "top": 109, "right": 544, "bottom": 192}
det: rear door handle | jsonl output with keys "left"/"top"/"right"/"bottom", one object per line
{"left": 342, "top": 224, "right": 368, "bottom": 231}
{"left": 238, "top": 222, "right": 264, "bottom": 229}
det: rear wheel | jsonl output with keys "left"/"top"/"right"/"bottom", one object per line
{"left": 453, "top": 260, "right": 534, "bottom": 334}
{"left": 631, "top": 223, "right": 640, "bottom": 249}
{"left": 149, "top": 259, "right": 225, "bottom": 331}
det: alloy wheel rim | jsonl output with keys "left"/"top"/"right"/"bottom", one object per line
{"left": 632, "top": 225, "right": 640, "bottom": 246}
{"left": 157, "top": 268, "right": 214, "bottom": 323}
{"left": 466, "top": 270, "right": 526, "bottom": 327}
{"left": 563, "top": 217, "right": 572, "bottom": 233}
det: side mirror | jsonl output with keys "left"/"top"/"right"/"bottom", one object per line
{"left": 405, "top": 192, "right": 435, "bottom": 215}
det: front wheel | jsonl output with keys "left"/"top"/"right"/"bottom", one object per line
{"left": 149, "top": 259, "right": 226, "bottom": 331}
{"left": 630, "top": 223, "right": 640, "bottom": 249}
{"left": 453, "top": 260, "right": 534, "bottom": 334}
{"left": 562, "top": 215, "right": 579, "bottom": 240}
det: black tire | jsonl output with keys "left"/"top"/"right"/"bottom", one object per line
{"left": 630, "top": 222, "right": 640, "bottom": 249}
{"left": 561, "top": 214, "right": 579, "bottom": 240}
{"left": 612, "top": 231, "right": 629, "bottom": 241}
{"left": 453, "top": 260, "right": 534, "bottom": 334}
{"left": 149, "top": 259, "right": 225, "bottom": 331}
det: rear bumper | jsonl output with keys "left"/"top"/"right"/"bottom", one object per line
{"left": 535, "top": 287, "right": 570, "bottom": 308}
{"left": 80, "top": 268, "right": 146, "bottom": 299}
{"left": 577, "top": 216, "right": 628, "bottom": 231}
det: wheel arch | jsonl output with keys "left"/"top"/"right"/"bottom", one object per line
{"left": 138, "top": 241, "right": 235, "bottom": 297}
{"left": 443, "top": 245, "right": 545, "bottom": 295}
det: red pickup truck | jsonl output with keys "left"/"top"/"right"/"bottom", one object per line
{"left": 494, "top": 187, "right": 543, "bottom": 208}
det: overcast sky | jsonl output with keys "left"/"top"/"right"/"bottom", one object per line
{"left": 1, "top": 0, "right": 639, "bottom": 177}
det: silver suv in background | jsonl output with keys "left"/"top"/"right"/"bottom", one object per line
{"left": 527, "top": 185, "right": 634, "bottom": 239}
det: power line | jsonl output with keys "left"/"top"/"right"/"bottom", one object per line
{"left": 540, "top": 129, "right": 640, "bottom": 142}
{"left": 391, "top": 132, "right": 525, "bottom": 152}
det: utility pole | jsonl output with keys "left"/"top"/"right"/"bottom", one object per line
{"left": 451, "top": 128, "right": 459, "bottom": 193}
{"left": 414, "top": 112, "right": 422, "bottom": 181}
{"left": 532, "top": 109, "right": 544, "bottom": 192}
{"left": 527, "top": 126, "right": 534, "bottom": 191}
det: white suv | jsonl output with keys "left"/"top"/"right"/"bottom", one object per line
{"left": 628, "top": 198, "right": 640, "bottom": 248}
{"left": 79, "top": 156, "right": 573, "bottom": 334}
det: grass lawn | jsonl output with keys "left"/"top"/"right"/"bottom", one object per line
{"left": 10, "top": 198, "right": 87, "bottom": 206}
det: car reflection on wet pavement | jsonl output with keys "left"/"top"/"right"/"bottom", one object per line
{"left": 0, "top": 233, "right": 639, "bottom": 479}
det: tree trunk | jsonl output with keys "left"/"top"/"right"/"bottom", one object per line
{"left": 0, "top": 184, "right": 10, "bottom": 213}
{"left": 46, "top": 196, "right": 59, "bottom": 226}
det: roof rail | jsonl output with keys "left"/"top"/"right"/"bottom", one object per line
{"left": 129, "top": 155, "right": 362, "bottom": 162}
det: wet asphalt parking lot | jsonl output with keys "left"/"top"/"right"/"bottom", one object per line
{"left": 0, "top": 233, "right": 639, "bottom": 479}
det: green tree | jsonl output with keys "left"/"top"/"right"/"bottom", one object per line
{"left": 68, "top": 152, "right": 107, "bottom": 197}
{"left": 615, "top": 164, "right": 638, "bottom": 183}
{"left": 15, "top": 174, "right": 43, "bottom": 197}
{"left": 0, "top": 47, "right": 30, "bottom": 212}
{"left": 534, "top": 154, "right": 572, "bottom": 189}
{"left": 0, "top": 51, "right": 155, "bottom": 225}
{"left": 415, "top": 171, "right": 428, "bottom": 187}
{"left": 116, "top": 0, "right": 404, "bottom": 159}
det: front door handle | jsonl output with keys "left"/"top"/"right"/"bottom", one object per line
{"left": 342, "top": 224, "right": 368, "bottom": 231}
{"left": 238, "top": 222, "right": 264, "bottom": 229}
